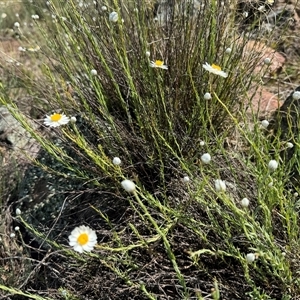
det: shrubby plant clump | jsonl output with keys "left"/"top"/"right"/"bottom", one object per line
{"left": 1, "top": 0, "right": 300, "bottom": 299}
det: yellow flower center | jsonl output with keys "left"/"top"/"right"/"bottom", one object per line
{"left": 77, "top": 233, "right": 89, "bottom": 245}
{"left": 212, "top": 64, "right": 221, "bottom": 71}
{"left": 155, "top": 60, "right": 164, "bottom": 66}
{"left": 50, "top": 113, "right": 62, "bottom": 122}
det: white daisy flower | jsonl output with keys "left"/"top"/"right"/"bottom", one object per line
{"left": 214, "top": 179, "right": 226, "bottom": 192}
{"left": 225, "top": 47, "right": 232, "bottom": 54}
{"left": 44, "top": 113, "right": 70, "bottom": 127}
{"left": 261, "top": 119, "right": 269, "bottom": 128}
{"left": 201, "top": 153, "right": 211, "bottom": 164}
{"left": 268, "top": 160, "right": 278, "bottom": 172}
{"left": 150, "top": 60, "right": 168, "bottom": 70}
{"left": 292, "top": 91, "right": 300, "bottom": 100}
{"left": 183, "top": 176, "right": 190, "bottom": 183}
{"left": 121, "top": 179, "right": 136, "bottom": 193}
{"left": 16, "top": 208, "right": 21, "bottom": 215}
{"left": 70, "top": 116, "right": 77, "bottom": 123}
{"left": 203, "top": 62, "right": 228, "bottom": 78}
{"left": 204, "top": 92, "right": 212, "bottom": 100}
{"left": 109, "top": 12, "right": 118, "bottom": 22}
{"left": 246, "top": 253, "right": 256, "bottom": 263}
{"left": 264, "top": 57, "right": 271, "bottom": 65}
{"left": 112, "top": 157, "right": 121, "bottom": 165}
{"left": 241, "top": 198, "right": 250, "bottom": 208}
{"left": 90, "top": 69, "right": 97, "bottom": 76}
{"left": 68, "top": 225, "right": 97, "bottom": 253}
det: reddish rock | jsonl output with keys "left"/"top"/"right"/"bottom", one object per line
{"left": 247, "top": 86, "right": 283, "bottom": 116}
{"left": 243, "top": 40, "right": 285, "bottom": 116}
{"left": 244, "top": 40, "right": 286, "bottom": 75}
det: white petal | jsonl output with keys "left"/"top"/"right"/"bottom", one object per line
{"left": 69, "top": 240, "right": 77, "bottom": 246}
{"left": 219, "top": 71, "right": 228, "bottom": 78}
{"left": 89, "top": 234, "right": 97, "bottom": 242}
{"left": 82, "top": 244, "right": 93, "bottom": 252}
{"left": 71, "top": 227, "right": 81, "bottom": 235}
{"left": 69, "top": 234, "right": 78, "bottom": 242}
{"left": 73, "top": 245, "right": 84, "bottom": 253}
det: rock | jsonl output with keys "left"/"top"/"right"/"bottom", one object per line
{"left": 242, "top": 41, "right": 285, "bottom": 117}
{"left": 247, "top": 86, "right": 283, "bottom": 117}
{"left": 243, "top": 40, "right": 286, "bottom": 75}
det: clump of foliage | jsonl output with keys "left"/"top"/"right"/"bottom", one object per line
{"left": 1, "top": 0, "right": 300, "bottom": 299}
